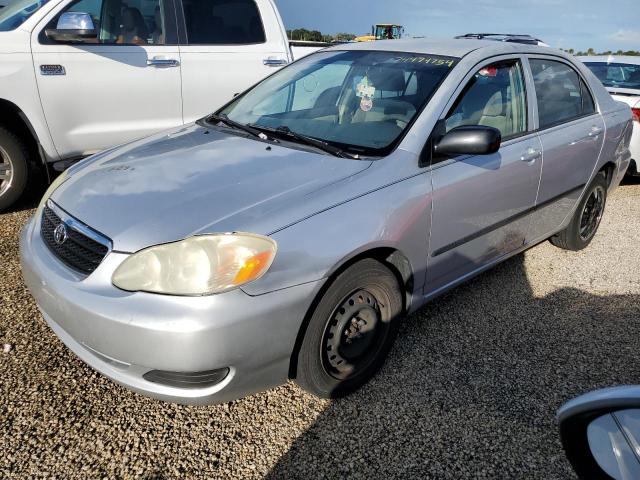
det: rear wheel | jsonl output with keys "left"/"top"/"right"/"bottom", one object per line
{"left": 550, "top": 172, "right": 607, "bottom": 251}
{"left": 0, "top": 127, "right": 29, "bottom": 212}
{"left": 295, "top": 259, "right": 403, "bottom": 398}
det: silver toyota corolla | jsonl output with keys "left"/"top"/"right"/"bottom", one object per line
{"left": 20, "top": 39, "right": 633, "bottom": 405}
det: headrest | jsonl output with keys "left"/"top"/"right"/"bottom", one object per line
{"left": 367, "top": 66, "right": 406, "bottom": 92}
{"left": 483, "top": 91, "right": 504, "bottom": 117}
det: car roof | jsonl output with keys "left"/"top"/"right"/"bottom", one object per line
{"left": 327, "top": 37, "right": 559, "bottom": 59}
{"left": 578, "top": 56, "right": 640, "bottom": 65}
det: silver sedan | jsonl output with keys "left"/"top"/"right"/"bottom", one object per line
{"left": 21, "top": 39, "right": 633, "bottom": 404}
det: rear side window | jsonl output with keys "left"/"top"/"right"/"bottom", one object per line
{"left": 530, "top": 59, "right": 596, "bottom": 130}
{"left": 181, "top": 0, "right": 265, "bottom": 45}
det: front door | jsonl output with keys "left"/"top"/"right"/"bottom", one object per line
{"left": 426, "top": 57, "right": 542, "bottom": 295}
{"left": 31, "top": 0, "right": 183, "bottom": 158}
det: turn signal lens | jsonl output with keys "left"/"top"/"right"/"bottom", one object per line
{"left": 112, "top": 233, "right": 276, "bottom": 296}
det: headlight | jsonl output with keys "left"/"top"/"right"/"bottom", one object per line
{"left": 36, "top": 170, "right": 69, "bottom": 215}
{"left": 112, "top": 233, "right": 277, "bottom": 296}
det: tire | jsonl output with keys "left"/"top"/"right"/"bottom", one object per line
{"left": 0, "top": 127, "right": 29, "bottom": 212}
{"left": 550, "top": 172, "right": 608, "bottom": 251}
{"left": 295, "top": 258, "right": 403, "bottom": 398}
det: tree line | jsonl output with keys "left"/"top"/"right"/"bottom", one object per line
{"left": 563, "top": 48, "right": 640, "bottom": 56}
{"left": 286, "top": 28, "right": 356, "bottom": 43}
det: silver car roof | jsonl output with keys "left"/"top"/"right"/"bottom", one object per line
{"left": 326, "top": 37, "right": 563, "bottom": 59}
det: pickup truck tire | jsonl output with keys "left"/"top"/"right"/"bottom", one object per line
{"left": 0, "top": 127, "right": 29, "bottom": 212}
{"left": 295, "top": 259, "right": 403, "bottom": 399}
{"left": 550, "top": 172, "right": 608, "bottom": 251}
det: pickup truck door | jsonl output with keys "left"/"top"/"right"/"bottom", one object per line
{"left": 175, "top": 0, "right": 291, "bottom": 122}
{"left": 31, "top": 0, "right": 183, "bottom": 158}
{"left": 426, "top": 57, "right": 543, "bottom": 295}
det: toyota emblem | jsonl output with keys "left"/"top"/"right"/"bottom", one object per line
{"left": 53, "top": 223, "right": 68, "bottom": 245}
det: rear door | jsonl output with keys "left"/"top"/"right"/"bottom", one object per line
{"left": 426, "top": 56, "right": 543, "bottom": 294}
{"left": 524, "top": 57, "right": 605, "bottom": 242}
{"left": 31, "top": 0, "right": 183, "bottom": 158}
{"left": 176, "top": 0, "right": 290, "bottom": 122}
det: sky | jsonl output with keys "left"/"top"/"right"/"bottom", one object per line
{"left": 274, "top": 0, "right": 640, "bottom": 52}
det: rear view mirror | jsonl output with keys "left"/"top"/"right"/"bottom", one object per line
{"left": 433, "top": 125, "right": 501, "bottom": 156}
{"left": 45, "top": 12, "right": 97, "bottom": 42}
{"left": 557, "top": 386, "right": 640, "bottom": 480}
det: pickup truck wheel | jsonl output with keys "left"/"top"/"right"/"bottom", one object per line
{"left": 295, "top": 259, "right": 403, "bottom": 399}
{"left": 550, "top": 172, "right": 608, "bottom": 251}
{"left": 0, "top": 127, "right": 29, "bottom": 212}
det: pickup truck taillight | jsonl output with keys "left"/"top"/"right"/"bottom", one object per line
{"left": 632, "top": 107, "right": 640, "bottom": 123}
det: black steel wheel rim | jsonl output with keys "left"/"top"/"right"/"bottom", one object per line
{"left": 321, "top": 288, "right": 390, "bottom": 380}
{"left": 0, "top": 146, "right": 12, "bottom": 197}
{"left": 579, "top": 186, "right": 605, "bottom": 241}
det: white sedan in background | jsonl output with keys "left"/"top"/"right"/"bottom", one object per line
{"left": 580, "top": 56, "right": 640, "bottom": 176}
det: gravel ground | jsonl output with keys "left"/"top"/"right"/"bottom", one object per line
{"left": 1, "top": 178, "right": 639, "bottom": 479}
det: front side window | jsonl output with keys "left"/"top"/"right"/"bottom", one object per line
{"left": 584, "top": 62, "right": 640, "bottom": 90}
{"left": 43, "top": 0, "right": 170, "bottom": 44}
{"left": 220, "top": 50, "right": 458, "bottom": 156}
{"left": 530, "top": 59, "right": 596, "bottom": 130}
{"left": 445, "top": 60, "right": 527, "bottom": 140}
{"left": 0, "top": 0, "right": 49, "bottom": 31}
{"left": 182, "top": 0, "right": 265, "bottom": 45}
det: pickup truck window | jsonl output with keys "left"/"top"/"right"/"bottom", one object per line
{"left": 44, "top": 0, "right": 170, "bottom": 44}
{"left": 181, "top": 0, "right": 265, "bottom": 45}
{"left": 221, "top": 50, "right": 458, "bottom": 156}
{"left": 0, "top": 0, "right": 49, "bottom": 31}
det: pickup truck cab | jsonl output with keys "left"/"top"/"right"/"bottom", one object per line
{"left": 0, "top": 0, "right": 319, "bottom": 210}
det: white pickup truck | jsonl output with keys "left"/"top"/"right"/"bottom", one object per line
{"left": 0, "top": 0, "right": 323, "bottom": 209}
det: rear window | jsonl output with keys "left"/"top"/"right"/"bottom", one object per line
{"left": 0, "top": 0, "right": 49, "bottom": 31}
{"left": 584, "top": 62, "right": 640, "bottom": 90}
{"left": 181, "top": 0, "right": 265, "bottom": 45}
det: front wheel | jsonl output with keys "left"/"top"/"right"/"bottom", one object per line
{"left": 295, "top": 259, "right": 404, "bottom": 399}
{"left": 0, "top": 127, "right": 29, "bottom": 212}
{"left": 550, "top": 172, "right": 608, "bottom": 251}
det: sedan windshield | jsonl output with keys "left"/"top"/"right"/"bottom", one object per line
{"left": 0, "top": 0, "right": 49, "bottom": 31}
{"left": 220, "top": 50, "right": 458, "bottom": 156}
{"left": 584, "top": 62, "right": 640, "bottom": 90}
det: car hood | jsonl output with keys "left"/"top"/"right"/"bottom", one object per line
{"left": 51, "top": 124, "right": 373, "bottom": 252}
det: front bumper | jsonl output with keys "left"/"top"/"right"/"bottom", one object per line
{"left": 20, "top": 216, "right": 322, "bottom": 405}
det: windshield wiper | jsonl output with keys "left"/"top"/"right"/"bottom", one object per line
{"left": 252, "top": 125, "right": 359, "bottom": 159}
{"left": 207, "top": 113, "right": 272, "bottom": 141}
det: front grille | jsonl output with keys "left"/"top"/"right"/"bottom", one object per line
{"left": 41, "top": 204, "right": 109, "bottom": 275}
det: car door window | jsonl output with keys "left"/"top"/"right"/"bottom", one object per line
{"left": 42, "top": 0, "right": 171, "bottom": 44}
{"left": 181, "top": 0, "right": 265, "bottom": 45}
{"left": 530, "top": 59, "right": 596, "bottom": 130}
{"left": 445, "top": 60, "right": 527, "bottom": 140}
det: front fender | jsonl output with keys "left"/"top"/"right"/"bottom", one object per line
{"left": 241, "top": 172, "right": 433, "bottom": 305}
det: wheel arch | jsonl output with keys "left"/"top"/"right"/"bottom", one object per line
{"left": 599, "top": 161, "right": 617, "bottom": 189}
{"left": 0, "top": 99, "right": 46, "bottom": 175}
{"left": 288, "top": 246, "right": 414, "bottom": 379}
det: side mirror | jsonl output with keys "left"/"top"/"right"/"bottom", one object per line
{"left": 557, "top": 386, "right": 640, "bottom": 480}
{"left": 433, "top": 125, "right": 501, "bottom": 157}
{"left": 45, "top": 12, "right": 97, "bottom": 42}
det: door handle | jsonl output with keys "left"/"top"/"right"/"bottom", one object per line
{"left": 520, "top": 147, "right": 542, "bottom": 162}
{"left": 147, "top": 58, "right": 180, "bottom": 67}
{"left": 263, "top": 57, "right": 288, "bottom": 67}
{"left": 588, "top": 126, "right": 603, "bottom": 138}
